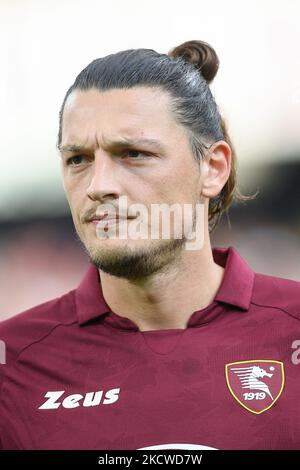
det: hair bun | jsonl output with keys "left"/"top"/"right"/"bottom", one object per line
{"left": 168, "top": 40, "right": 219, "bottom": 84}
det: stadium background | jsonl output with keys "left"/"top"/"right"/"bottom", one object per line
{"left": 1, "top": 0, "right": 300, "bottom": 320}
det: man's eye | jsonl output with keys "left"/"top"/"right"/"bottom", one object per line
{"left": 66, "top": 155, "right": 87, "bottom": 166}
{"left": 65, "top": 150, "right": 149, "bottom": 166}
{"left": 121, "top": 149, "right": 148, "bottom": 160}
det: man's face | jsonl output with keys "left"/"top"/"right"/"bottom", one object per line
{"left": 60, "top": 86, "right": 205, "bottom": 279}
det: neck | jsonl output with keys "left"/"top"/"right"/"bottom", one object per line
{"left": 99, "top": 236, "right": 224, "bottom": 332}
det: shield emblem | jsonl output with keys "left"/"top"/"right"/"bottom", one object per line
{"left": 225, "top": 360, "right": 284, "bottom": 414}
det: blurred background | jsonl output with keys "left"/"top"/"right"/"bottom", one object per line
{"left": 0, "top": 0, "right": 300, "bottom": 320}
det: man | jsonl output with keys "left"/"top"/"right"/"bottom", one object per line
{"left": 0, "top": 40, "right": 299, "bottom": 450}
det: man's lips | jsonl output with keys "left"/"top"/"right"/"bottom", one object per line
{"left": 87, "top": 214, "right": 135, "bottom": 224}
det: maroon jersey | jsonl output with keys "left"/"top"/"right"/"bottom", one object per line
{"left": 0, "top": 246, "right": 300, "bottom": 450}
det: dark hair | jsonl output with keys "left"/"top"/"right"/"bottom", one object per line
{"left": 57, "top": 39, "right": 255, "bottom": 232}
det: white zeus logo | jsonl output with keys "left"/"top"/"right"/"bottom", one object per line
{"left": 38, "top": 387, "right": 120, "bottom": 409}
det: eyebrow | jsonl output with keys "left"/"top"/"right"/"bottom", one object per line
{"left": 58, "top": 137, "right": 166, "bottom": 154}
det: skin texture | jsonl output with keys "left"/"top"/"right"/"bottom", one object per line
{"left": 60, "top": 86, "right": 231, "bottom": 331}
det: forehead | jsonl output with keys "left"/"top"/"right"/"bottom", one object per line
{"left": 61, "top": 86, "right": 183, "bottom": 146}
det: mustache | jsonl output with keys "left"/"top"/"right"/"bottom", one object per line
{"left": 81, "top": 206, "right": 136, "bottom": 224}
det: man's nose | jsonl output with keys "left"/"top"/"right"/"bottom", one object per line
{"left": 86, "top": 152, "right": 122, "bottom": 201}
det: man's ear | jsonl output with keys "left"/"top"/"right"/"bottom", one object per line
{"left": 201, "top": 141, "right": 232, "bottom": 199}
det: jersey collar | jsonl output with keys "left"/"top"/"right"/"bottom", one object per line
{"left": 75, "top": 246, "right": 254, "bottom": 326}
{"left": 213, "top": 246, "right": 254, "bottom": 310}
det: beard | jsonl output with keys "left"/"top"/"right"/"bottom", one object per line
{"left": 78, "top": 236, "right": 186, "bottom": 280}
{"left": 75, "top": 202, "right": 199, "bottom": 280}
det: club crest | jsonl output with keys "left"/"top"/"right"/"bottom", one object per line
{"left": 225, "top": 360, "right": 284, "bottom": 414}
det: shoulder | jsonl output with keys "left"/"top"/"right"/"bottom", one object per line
{"left": 0, "top": 289, "right": 77, "bottom": 365}
{"left": 252, "top": 271, "right": 300, "bottom": 320}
